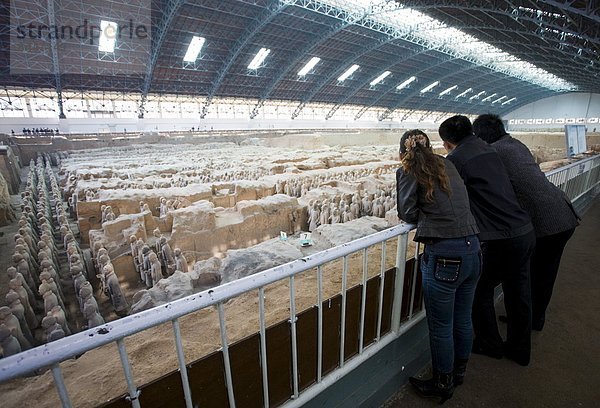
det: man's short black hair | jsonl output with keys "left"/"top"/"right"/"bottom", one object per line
{"left": 438, "top": 115, "right": 473, "bottom": 144}
{"left": 473, "top": 113, "right": 508, "bottom": 144}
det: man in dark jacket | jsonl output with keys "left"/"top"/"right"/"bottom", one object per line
{"left": 473, "top": 114, "right": 579, "bottom": 331}
{"left": 438, "top": 115, "right": 536, "bottom": 366}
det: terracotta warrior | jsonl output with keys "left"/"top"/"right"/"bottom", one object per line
{"left": 174, "top": 248, "right": 188, "bottom": 273}
{"left": 103, "top": 264, "right": 129, "bottom": 316}
{"left": 5, "top": 290, "right": 35, "bottom": 344}
{"left": 41, "top": 315, "right": 65, "bottom": 343}
{"left": 0, "top": 306, "right": 32, "bottom": 350}
{"left": 0, "top": 324, "right": 21, "bottom": 357}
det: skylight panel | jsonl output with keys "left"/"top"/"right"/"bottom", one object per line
{"left": 456, "top": 88, "right": 472, "bottom": 98}
{"left": 439, "top": 85, "right": 457, "bottom": 96}
{"left": 502, "top": 97, "right": 517, "bottom": 105}
{"left": 318, "top": 0, "right": 576, "bottom": 92}
{"left": 338, "top": 64, "right": 360, "bottom": 82}
{"left": 248, "top": 48, "right": 271, "bottom": 70}
{"left": 183, "top": 36, "right": 206, "bottom": 62}
{"left": 99, "top": 20, "right": 117, "bottom": 53}
{"left": 492, "top": 95, "right": 507, "bottom": 104}
{"left": 469, "top": 91, "right": 486, "bottom": 101}
{"left": 370, "top": 71, "right": 391, "bottom": 86}
{"left": 397, "top": 76, "right": 416, "bottom": 90}
{"left": 298, "top": 57, "right": 321, "bottom": 76}
{"left": 420, "top": 81, "right": 439, "bottom": 93}
{"left": 481, "top": 93, "right": 498, "bottom": 102}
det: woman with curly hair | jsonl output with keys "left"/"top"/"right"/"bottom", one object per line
{"left": 396, "top": 129, "right": 480, "bottom": 403}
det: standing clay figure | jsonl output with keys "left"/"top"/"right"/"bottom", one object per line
{"left": 13, "top": 253, "right": 37, "bottom": 290}
{"left": 159, "top": 237, "right": 175, "bottom": 275}
{"left": 50, "top": 305, "right": 72, "bottom": 336}
{"left": 9, "top": 277, "right": 37, "bottom": 329}
{"left": 362, "top": 195, "right": 372, "bottom": 216}
{"left": 5, "top": 291, "right": 34, "bottom": 344}
{"left": 320, "top": 203, "right": 330, "bottom": 226}
{"left": 174, "top": 248, "right": 188, "bottom": 272}
{"left": 39, "top": 271, "right": 65, "bottom": 306}
{"left": 7, "top": 266, "right": 38, "bottom": 310}
{"left": 159, "top": 197, "right": 167, "bottom": 217}
{"left": 149, "top": 252, "right": 163, "bottom": 287}
{"left": 0, "top": 306, "right": 32, "bottom": 350}
{"left": 152, "top": 228, "right": 163, "bottom": 253}
{"left": 0, "top": 324, "right": 21, "bottom": 357}
{"left": 308, "top": 203, "right": 320, "bottom": 232}
{"left": 84, "top": 303, "right": 105, "bottom": 329}
{"left": 40, "top": 282, "right": 59, "bottom": 315}
{"left": 141, "top": 246, "right": 153, "bottom": 287}
{"left": 135, "top": 239, "right": 145, "bottom": 279}
{"left": 103, "top": 264, "right": 129, "bottom": 316}
{"left": 350, "top": 196, "right": 360, "bottom": 219}
{"left": 41, "top": 315, "right": 65, "bottom": 343}
{"left": 330, "top": 208, "right": 341, "bottom": 224}
{"left": 79, "top": 282, "right": 99, "bottom": 316}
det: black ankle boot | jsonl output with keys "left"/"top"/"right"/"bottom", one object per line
{"left": 409, "top": 371, "right": 454, "bottom": 404}
{"left": 453, "top": 358, "right": 468, "bottom": 386}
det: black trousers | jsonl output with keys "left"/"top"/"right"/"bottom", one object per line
{"left": 530, "top": 228, "right": 575, "bottom": 330}
{"left": 472, "top": 230, "right": 536, "bottom": 358}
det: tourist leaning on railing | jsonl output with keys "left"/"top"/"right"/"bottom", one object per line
{"left": 396, "top": 129, "right": 481, "bottom": 404}
{"left": 439, "top": 115, "right": 536, "bottom": 367}
{"left": 473, "top": 114, "right": 580, "bottom": 331}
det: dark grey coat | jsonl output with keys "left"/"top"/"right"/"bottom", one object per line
{"left": 491, "top": 135, "right": 579, "bottom": 237}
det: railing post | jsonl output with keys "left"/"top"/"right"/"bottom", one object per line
{"left": 218, "top": 303, "right": 236, "bottom": 408}
{"left": 172, "top": 319, "right": 193, "bottom": 408}
{"left": 116, "top": 339, "right": 141, "bottom": 408}
{"left": 51, "top": 364, "right": 72, "bottom": 408}
{"left": 376, "top": 240, "right": 387, "bottom": 341}
{"left": 339, "top": 255, "right": 349, "bottom": 367}
{"left": 391, "top": 233, "right": 409, "bottom": 333}
{"left": 258, "top": 287, "right": 270, "bottom": 407}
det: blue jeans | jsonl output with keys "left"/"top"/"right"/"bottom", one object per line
{"left": 421, "top": 235, "right": 481, "bottom": 373}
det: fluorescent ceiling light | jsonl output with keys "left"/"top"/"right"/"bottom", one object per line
{"left": 338, "top": 64, "right": 360, "bottom": 82}
{"left": 492, "top": 95, "right": 507, "bottom": 104}
{"left": 248, "top": 48, "right": 271, "bottom": 70}
{"left": 502, "top": 97, "right": 517, "bottom": 105}
{"left": 420, "top": 81, "right": 439, "bottom": 93}
{"left": 455, "top": 88, "right": 473, "bottom": 98}
{"left": 396, "top": 76, "right": 416, "bottom": 90}
{"left": 298, "top": 57, "right": 321, "bottom": 76}
{"left": 370, "top": 71, "right": 391, "bottom": 86}
{"left": 439, "top": 85, "right": 458, "bottom": 96}
{"left": 99, "top": 20, "right": 117, "bottom": 53}
{"left": 469, "top": 91, "right": 486, "bottom": 100}
{"left": 183, "top": 36, "right": 206, "bottom": 62}
{"left": 318, "top": 0, "right": 575, "bottom": 91}
{"left": 481, "top": 93, "right": 498, "bottom": 102}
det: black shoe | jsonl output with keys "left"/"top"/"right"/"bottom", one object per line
{"left": 503, "top": 342, "right": 530, "bottom": 366}
{"left": 472, "top": 339, "right": 503, "bottom": 359}
{"left": 409, "top": 371, "right": 454, "bottom": 404}
{"left": 532, "top": 316, "right": 545, "bottom": 331}
{"left": 453, "top": 358, "right": 468, "bottom": 386}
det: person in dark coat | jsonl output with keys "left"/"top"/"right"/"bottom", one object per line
{"left": 439, "top": 115, "right": 536, "bottom": 366}
{"left": 473, "top": 114, "right": 579, "bottom": 331}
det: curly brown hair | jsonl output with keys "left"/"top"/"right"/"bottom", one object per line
{"left": 399, "top": 129, "right": 451, "bottom": 202}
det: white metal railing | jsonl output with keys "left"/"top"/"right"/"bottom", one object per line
{"left": 545, "top": 155, "right": 600, "bottom": 201}
{"left": 1, "top": 154, "right": 598, "bottom": 408}
{"left": 0, "top": 222, "right": 420, "bottom": 408}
